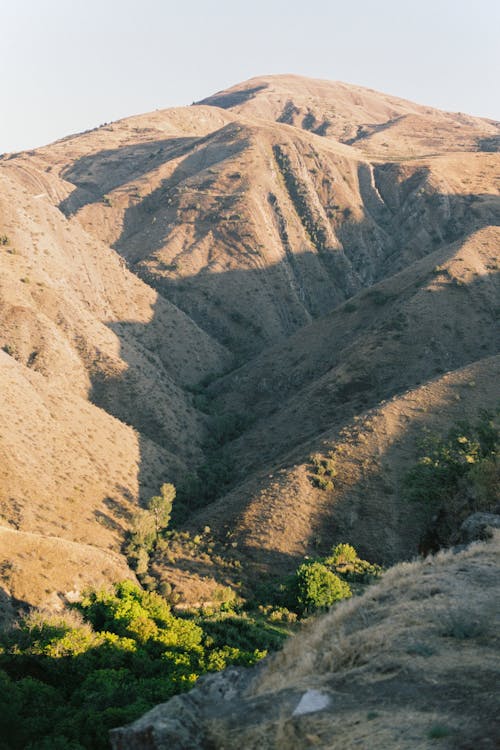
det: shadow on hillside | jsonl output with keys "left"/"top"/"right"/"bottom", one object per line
{"left": 89, "top": 242, "right": 499, "bottom": 580}
{"left": 195, "top": 83, "right": 268, "bottom": 109}
{"left": 59, "top": 125, "right": 500, "bottom": 357}
{"left": 59, "top": 122, "right": 250, "bottom": 220}
{"left": 66, "top": 133, "right": 499, "bottom": 576}
{"left": 0, "top": 587, "right": 30, "bottom": 629}
{"left": 306, "top": 359, "right": 500, "bottom": 567}
{"left": 59, "top": 137, "right": 201, "bottom": 216}
{"left": 343, "top": 115, "right": 406, "bottom": 146}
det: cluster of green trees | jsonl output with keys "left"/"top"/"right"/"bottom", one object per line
{"left": 0, "top": 538, "right": 382, "bottom": 749}
{"left": 0, "top": 581, "right": 285, "bottom": 750}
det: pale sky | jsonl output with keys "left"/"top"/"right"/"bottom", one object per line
{"left": 1, "top": 0, "right": 499, "bottom": 153}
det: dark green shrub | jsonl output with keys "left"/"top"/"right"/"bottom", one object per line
{"left": 310, "top": 452, "right": 337, "bottom": 490}
{"left": 428, "top": 724, "right": 453, "bottom": 739}
{"left": 404, "top": 411, "right": 499, "bottom": 504}
{"left": 289, "top": 561, "right": 351, "bottom": 614}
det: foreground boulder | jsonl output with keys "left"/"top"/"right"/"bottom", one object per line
{"left": 111, "top": 533, "right": 499, "bottom": 749}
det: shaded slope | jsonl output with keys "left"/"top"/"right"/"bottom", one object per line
{"left": 192, "top": 354, "right": 499, "bottom": 573}
{"left": 208, "top": 228, "right": 500, "bottom": 470}
{"left": 55, "top": 107, "right": 499, "bottom": 358}
{"left": 182, "top": 229, "right": 499, "bottom": 570}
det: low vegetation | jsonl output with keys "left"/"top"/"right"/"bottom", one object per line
{"left": 289, "top": 561, "right": 352, "bottom": 614}
{"left": 248, "top": 543, "right": 383, "bottom": 617}
{"left": 125, "top": 483, "right": 176, "bottom": 573}
{"left": 284, "top": 544, "right": 382, "bottom": 614}
{"left": 309, "top": 451, "right": 337, "bottom": 490}
{"left": 403, "top": 410, "right": 499, "bottom": 551}
{"left": 175, "top": 410, "right": 253, "bottom": 520}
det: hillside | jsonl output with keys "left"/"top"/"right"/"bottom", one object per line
{"left": 0, "top": 74, "right": 499, "bottom": 614}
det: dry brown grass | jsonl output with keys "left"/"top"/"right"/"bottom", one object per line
{"left": 238, "top": 533, "right": 500, "bottom": 749}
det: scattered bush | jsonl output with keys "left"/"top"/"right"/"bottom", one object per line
{"left": 125, "top": 483, "right": 177, "bottom": 571}
{"left": 428, "top": 724, "right": 453, "bottom": 739}
{"left": 323, "top": 543, "right": 383, "bottom": 583}
{"left": 2, "top": 343, "right": 19, "bottom": 359}
{"left": 327, "top": 543, "right": 358, "bottom": 565}
{"left": 147, "top": 483, "right": 175, "bottom": 540}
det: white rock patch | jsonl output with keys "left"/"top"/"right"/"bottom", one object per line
{"left": 292, "top": 689, "right": 331, "bottom": 716}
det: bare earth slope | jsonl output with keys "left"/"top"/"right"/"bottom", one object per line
{"left": 0, "top": 75, "right": 499, "bottom": 611}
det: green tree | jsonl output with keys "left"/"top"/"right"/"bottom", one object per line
{"left": 290, "top": 561, "right": 351, "bottom": 614}
{"left": 130, "top": 509, "right": 156, "bottom": 552}
{"left": 404, "top": 412, "right": 499, "bottom": 504}
{"left": 147, "top": 483, "right": 175, "bottom": 540}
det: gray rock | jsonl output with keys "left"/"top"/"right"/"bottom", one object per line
{"left": 109, "top": 666, "right": 254, "bottom": 750}
{"left": 459, "top": 513, "right": 500, "bottom": 544}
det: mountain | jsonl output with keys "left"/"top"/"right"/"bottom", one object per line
{"left": 0, "top": 75, "right": 499, "bottom": 613}
{"left": 197, "top": 74, "right": 500, "bottom": 155}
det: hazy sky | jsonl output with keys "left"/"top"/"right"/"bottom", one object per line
{"left": 1, "top": 0, "right": 499, "bottom": 152}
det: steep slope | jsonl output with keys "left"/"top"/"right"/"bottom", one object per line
{"left": 183, "top": 227, "right": 499, "bottom": 571}
{"left": 50, "top": 108, "right": 499, "bottom": 359}
{"left": 192, "top": 354, "right": 499, "bottom": 572}
{"left": 0, "top": 136, "right": 229, "bottom": 610}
